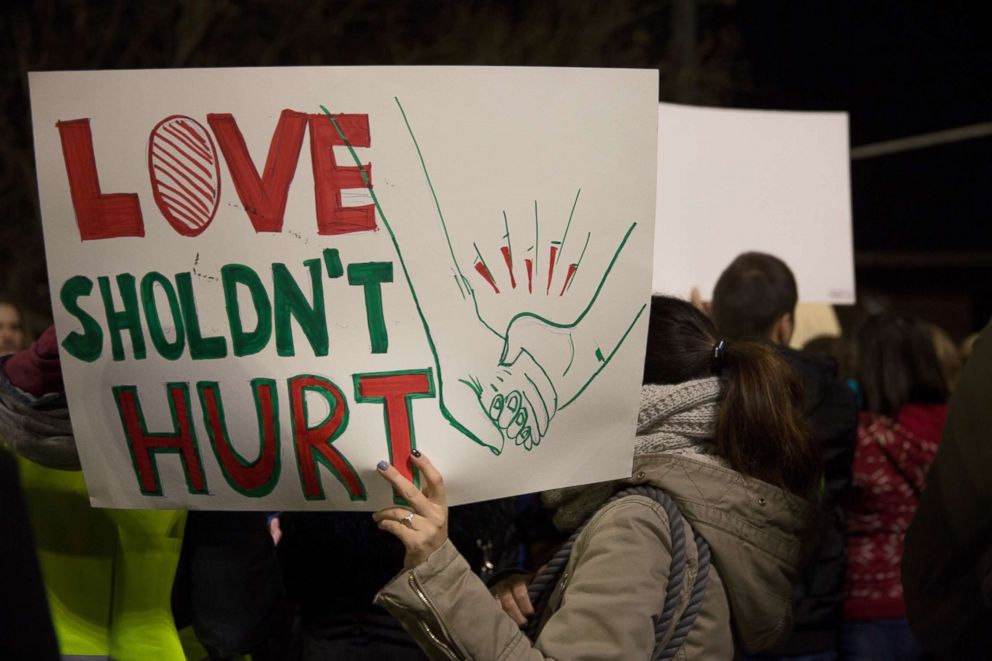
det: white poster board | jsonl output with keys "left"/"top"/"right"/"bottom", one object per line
{"left": 29, "top": 67, "right": 658, "bottom": 510}
{"left": 654, "top": 103, "right": 855, "bottom": 304}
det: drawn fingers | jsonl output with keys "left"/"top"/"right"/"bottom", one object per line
{"left": 499, "top": 391, "right": 524, "bottom": 439}
{"left": 481, "top": 368, "right": 549, "bottom": 450}
{"left": 521, "top": 374, "right": 550, "bottom": 438}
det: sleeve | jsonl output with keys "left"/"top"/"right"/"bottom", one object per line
{"left": 0, "top": 355, "right": 78, "bottom": 470}
{"left": 375, "top": 497, "right": 672, "bottom": 661}
{"left": 903, "top": 323, "right": 992, "bottom": 658}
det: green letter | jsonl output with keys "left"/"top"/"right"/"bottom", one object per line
{"left": 59, "top": 275, "right": 103, "bottom": 362}
{"left": 222, "top": 264, "right": 272, "bottom": 357}
{"left": 176, "top": 272, "right": 228, "bottom": 360}
{"left": 140, "top": 272, "right": 185, "bottom": 360}
{"left": 273, "top": 258, "right": 328, "bottom": 357}
{"left": 347, "top": 261, "right": 393, "bottom": 354}
{"left": 98, "top": 273, "right": 146, "bottom": 361}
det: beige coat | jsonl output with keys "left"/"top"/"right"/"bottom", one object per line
{"left": 376, "top": 452, "right": 818, "bottom": 660}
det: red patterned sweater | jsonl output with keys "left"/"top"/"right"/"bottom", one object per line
{"left": 843, "top": 404, "right": 947, "bottom": 621}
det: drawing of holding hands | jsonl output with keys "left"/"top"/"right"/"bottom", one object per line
{"left": 325, "top": 100, "right": 645, "bottom": 455}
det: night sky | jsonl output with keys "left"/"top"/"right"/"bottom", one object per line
{"left": 735, "top": 2, "right": 991, "bottom": 254}
{"left": 2, "top": 0, "right": 989, "bottom": 331}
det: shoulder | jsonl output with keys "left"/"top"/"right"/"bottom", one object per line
{"left": 574, "top": 493, "right": 676, "bottom": 561}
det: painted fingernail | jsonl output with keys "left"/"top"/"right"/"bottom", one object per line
{"left": 411, "top": 449, "right": 422, "bottom": 458}
{"left": 377, "top": 460, "right": 389, "bottom": 471}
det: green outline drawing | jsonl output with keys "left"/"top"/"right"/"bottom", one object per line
{"left": 319, "top": 99, "right": 645, "bottom": 453}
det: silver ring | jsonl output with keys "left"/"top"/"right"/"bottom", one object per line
{"left": 402, "top": 512, "right": 415, "bottom": 528}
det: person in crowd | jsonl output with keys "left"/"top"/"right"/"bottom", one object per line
{"left": 710, "top": 252, "right": 859, "bottom": 661}
{"left": 0, "top": 327, "right": 282, "bottom": 660}
{"left": 841, "top": 313, "right": 948, "bottom": 660}
{"left": 367, "top": 295, "right": 821, "bottom": 659}
{"left": 0, "top": 296, "right": 27, "bottom": 356}
{"left": 902, "top": 320, "right": 992, "bottom": 659}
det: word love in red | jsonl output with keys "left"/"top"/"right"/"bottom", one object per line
{"left": 55, "top": 110, "right": 375, "bottom": 240}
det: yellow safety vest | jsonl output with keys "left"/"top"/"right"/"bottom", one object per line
{"left": 16, "top": 457, "right": 210, "bottom": 661}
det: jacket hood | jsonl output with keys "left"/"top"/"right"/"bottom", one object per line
{"left": 629, "top": 452, "right": 820, "bottom": 653}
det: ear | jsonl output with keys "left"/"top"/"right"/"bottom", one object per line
{"left": 770, "top": 313, "right": 794, "bottom": 346}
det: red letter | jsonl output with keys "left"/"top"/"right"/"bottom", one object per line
{"left": 57, "top": 119, "right": 144, "bottom": 240}
{"left": 289, "top": 374, "right": 364, "bottom": 500}
{"left": 308, "top": 113, "right": 376, "bottom": 235}
{"left": 113, "top": 383, "right": 207, "bottom": 496}
{"left": 207, "top": 110, "right": 308, "bottom": 233}
{"left": 354, "top": 369, "right": 435, "bottom": 493}
{"left": 198, "top": 379, "right": 280, "bottom": 497}
{"left": 148, "top": 116, "right": 222, "bottom": 237}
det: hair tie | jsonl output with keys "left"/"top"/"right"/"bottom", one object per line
{"left": 712, "top": 339, "right": 728, "bottom": 372}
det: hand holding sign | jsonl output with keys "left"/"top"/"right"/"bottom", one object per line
{"left": 373, "top": 451, "right": 448, "bottom": 570}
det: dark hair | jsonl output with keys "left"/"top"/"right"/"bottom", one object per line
{"left": 643, "top": 296, "right": 820, "bottom": 496}
{"left": 711, "top": 252, "right": 798, "bottom": 341}
{"left": 856, "top": 314, "right": 948, "bottom": 416}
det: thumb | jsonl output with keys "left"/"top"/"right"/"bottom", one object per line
{"left": 499, "top": 325, "right": 525, "bottom": 367}
{"left": 439, "top": 378, "right": 505, "bottom": 455}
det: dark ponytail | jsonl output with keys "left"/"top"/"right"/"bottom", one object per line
{"left": 717, "top": 342, "right": 819, "bottom": 496}
{"left": 645, "top": 296, "right": 820, "bottom": 496}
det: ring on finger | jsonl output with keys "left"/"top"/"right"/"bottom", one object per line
{"left": 402, "top": 512, "right": 415, "bottom": 528}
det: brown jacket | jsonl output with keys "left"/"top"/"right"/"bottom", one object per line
{"left": 376, "top": 452, "right": 818, "bottom": 660}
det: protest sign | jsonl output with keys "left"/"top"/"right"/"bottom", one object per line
{"left": 29, "top": 67, "right": 658, "bottom": 509}
{"left": 654, "top": 103, "right": 855, "bottom": 304}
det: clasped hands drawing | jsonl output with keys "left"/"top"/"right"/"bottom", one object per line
{"left": 325, "top": 100, "right": 645, "bottom": 455}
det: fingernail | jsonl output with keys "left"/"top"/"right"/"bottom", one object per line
{"left": 377, "top": 460, "right": 389, "bottom": 471}
{"left": 411, "top": 449, "right": 422, "bottom": 458}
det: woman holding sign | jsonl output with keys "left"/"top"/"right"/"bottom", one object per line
{"left": 371, "top": 295, "right": 821, "bottom": 659}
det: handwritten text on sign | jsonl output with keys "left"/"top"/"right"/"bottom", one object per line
{"left": 31, "top": 68, "right": 659, "bottom": 509}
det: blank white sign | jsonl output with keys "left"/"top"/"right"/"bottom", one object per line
{"left": 654, "top": 103, "right": 855, "bottom": 304}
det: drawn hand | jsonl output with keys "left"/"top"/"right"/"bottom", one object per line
{"left": 325, "top": 101, "right": 640, "bottom": 457}
{"left": 473, "top": 351, "right": 557, "bottom": 451}
{"left": 499, "top": 315, "right": 589, "bottom": 410}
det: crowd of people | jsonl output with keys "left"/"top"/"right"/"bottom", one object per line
{"left": 1, "top": 250, "right": 989, "bottom": 660}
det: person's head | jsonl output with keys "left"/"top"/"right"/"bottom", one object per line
{"left": 644, "top": 296, "right": 820, "bottom": 496}
{"left": 711, "top": 252, "right": 798, "bottom": 345}
{"left": 856, "top": 313, "right": 948, "bottom": 416}
{"left": 0, "top": 298, "right": 26, "bottom": 356}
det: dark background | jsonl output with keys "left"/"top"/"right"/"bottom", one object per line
{"left": 2, "top": 0, "right": 989, "bottom": 339}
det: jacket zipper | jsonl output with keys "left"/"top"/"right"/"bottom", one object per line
{"left": 408, "top": 573, "right": 466, "bottom": 661}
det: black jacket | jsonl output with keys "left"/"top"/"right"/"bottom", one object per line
{"left": 760, "top": 346, "right": 858, "bottom": 656}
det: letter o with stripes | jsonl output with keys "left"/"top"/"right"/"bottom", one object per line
{"left": 148, "top": 115, "right": 221, "bottom": 237}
